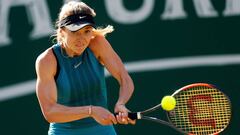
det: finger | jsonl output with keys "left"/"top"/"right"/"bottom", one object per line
{"left": 122, "top": 111, "right": 128, "bottom": 118}
{"left": 118, "top": 112, "right": 125, "bottom": 123}
{"left": 120, "top": 112, "right": 128, "bottom": 124}
{"left": 128, "top": 118, "right": 136, "bottom": 125}
{"left": 116, "top": 114, "right": 122, "bottom": 123}
{"left": 121, "top": 112, "right": 128, "bottom": 123}
{"left": 116, "top": 112, "right": 127, "bottom": 124}
{"left": 109, "top": 114, "right": 117, "bottom": 124}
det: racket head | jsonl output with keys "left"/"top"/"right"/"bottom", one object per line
{"left": 167, "top": 83, "right": 231, "bottom": 135}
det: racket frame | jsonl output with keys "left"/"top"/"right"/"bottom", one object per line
{"left": 167, "top": 83, "right": 232, "bottom": 135}
{"left": 128, "top": 83, "right": 232, "bottom": 135}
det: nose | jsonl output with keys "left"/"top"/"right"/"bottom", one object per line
{"left": 82, "top": 36, "right": 88, "bottom": 45}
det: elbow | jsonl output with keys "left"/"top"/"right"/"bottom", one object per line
{"left": 127, "top": 73, "right": 134, "bottom": 89}
{"left": 129, "top": 78, "right": 134, "bottom": 92}
{"left": 43, "top": 111, "right": 55, "bottom": 123}
{"left": 124, "top": 73, "right": 135, "bottom": 92}
{"left": 41, "top": 107, "right": 57, "bottom": 123}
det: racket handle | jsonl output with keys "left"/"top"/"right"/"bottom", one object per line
{"left": 128, "top": 112, "right": 138, "bottom": 120}
{"left": 114, "top": 112, "right": 139, "bottom": 120}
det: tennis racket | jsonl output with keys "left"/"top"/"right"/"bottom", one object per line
{"left": 124, "top": 83, "right": 231, "bottom": 135}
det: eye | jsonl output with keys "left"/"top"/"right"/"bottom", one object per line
{"left": 70, "top": 31, "right": 77, "bottom": 34}
{"left": 84, "top": 29, "right": 91, "bottom": 34}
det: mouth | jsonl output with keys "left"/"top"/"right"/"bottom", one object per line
{"left": 75, "top": 43, "right": 85, "bottom": 48}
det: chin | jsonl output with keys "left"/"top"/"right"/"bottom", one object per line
{"left": 75, "top": 47, "right": 86, "bottom": 54}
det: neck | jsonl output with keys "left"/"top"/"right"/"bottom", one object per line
{"left": 60, "top": 45, "right": 76, "bottom": 58}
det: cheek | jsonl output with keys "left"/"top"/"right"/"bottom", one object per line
{"left": 66, "top": 34, "right": 77, "bottom": 42}
{"left": 65, "top": 36, "right": 71, "bottom": 44}
{"left": 65, "top": 36, "right": 76, "bottom": 47}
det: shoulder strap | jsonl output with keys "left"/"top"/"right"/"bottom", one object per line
{"left": 52, "top": 44, "right": 61, "bottom": 80}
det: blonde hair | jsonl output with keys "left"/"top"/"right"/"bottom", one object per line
{"left": 52, "top": 1, "right": 114, "bottom": 44}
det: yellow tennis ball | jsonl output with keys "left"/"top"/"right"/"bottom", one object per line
{"left": 161, "top": 96, "right": 176, "bottom": 111}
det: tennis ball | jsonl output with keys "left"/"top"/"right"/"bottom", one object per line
{"left": 161, "top": 96, "right": 176, "bottom": 111}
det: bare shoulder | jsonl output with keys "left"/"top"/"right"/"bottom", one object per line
{"left": 89, "top": 35, "right": 112, "bottom": 57}
{"left": 36, "top": 48, "right": 56, "bottom": 65}
{"left": 35, "top": 47, "right": 57, "bottom": 75}
{"left": 89, "top": 35, "right": 106, "bottom": 48}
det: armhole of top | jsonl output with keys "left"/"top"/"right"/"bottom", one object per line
{"left": 52, "top": 48, "right": 60, "bottom": 80}
{"left": 87, "top": 47, "right": 104, "bottom": 66}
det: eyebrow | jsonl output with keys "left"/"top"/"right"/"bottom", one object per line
{"left": 84, "top": 26, "right": 93, "bottom": 29}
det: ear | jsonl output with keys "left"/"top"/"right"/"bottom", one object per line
{"left": 91, "top": 35, "right": 95, "bottom": 39}
{"left": 91, "top": 32, "right": 97, "bottom": 39}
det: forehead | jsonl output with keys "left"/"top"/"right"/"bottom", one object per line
{"left": 78, "top": 26, "right": 94, "bottom": 32}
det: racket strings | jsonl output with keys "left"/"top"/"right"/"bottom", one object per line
{"left": 168, "top": 86, "right": 231, "bottom": 135}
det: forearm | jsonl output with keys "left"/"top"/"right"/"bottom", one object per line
{"left": 116, "top": 74, "right": 134, "bottom": 105}
{"left": 44, "top": 104, "right": 91, "bottom": 123}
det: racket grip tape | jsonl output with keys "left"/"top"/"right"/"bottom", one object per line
{"left": 114, "top": 112, "right": 138, "bottom": 120}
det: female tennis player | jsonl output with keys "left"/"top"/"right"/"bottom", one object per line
{"left": 35, "top": 1, "right": 135, "bottom": 135}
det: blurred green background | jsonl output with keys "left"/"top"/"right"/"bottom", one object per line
{"left": 0, "top": 0, "right": 239, "bottom": 134}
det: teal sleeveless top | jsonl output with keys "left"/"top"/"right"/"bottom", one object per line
{"left": 49, "top": 44, "right": 116, "bottom": 135}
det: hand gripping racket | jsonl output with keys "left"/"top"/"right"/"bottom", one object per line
{"left": 125, "top": 83, "right": 231, "bottom": 135}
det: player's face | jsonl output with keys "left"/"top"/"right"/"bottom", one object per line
{"left": 61, "top": 26, "right": 94, "bottom": 57}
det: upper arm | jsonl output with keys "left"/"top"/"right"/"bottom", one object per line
{"left": 35, "top": 49, "right": 58, "bottom": 117}
{"left": 89, "top": 35, "right": 129, "bottom": 82}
